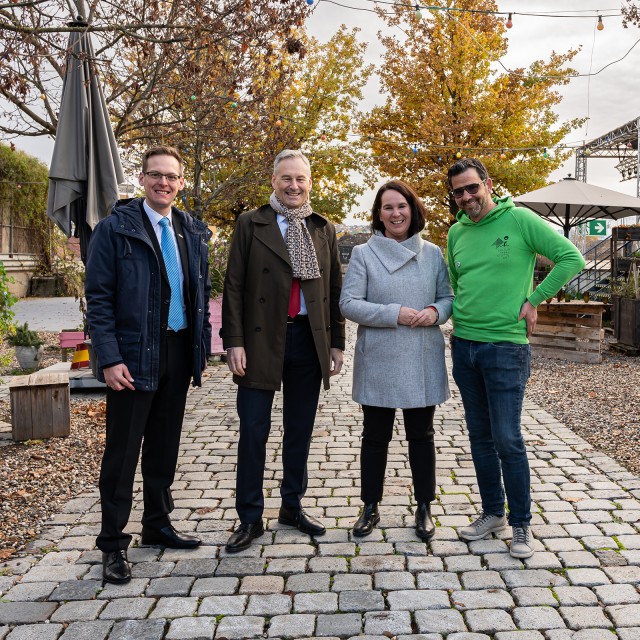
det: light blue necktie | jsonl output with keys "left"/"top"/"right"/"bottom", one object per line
{"left": 158, "top": 217, "right": 186, "bottom": 331}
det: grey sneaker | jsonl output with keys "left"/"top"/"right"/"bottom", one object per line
{"left": 459, "top": 512, "right": 507, "bottom": 541}
{"left": 510, "top": 525, "right": 534, "bottom": 558}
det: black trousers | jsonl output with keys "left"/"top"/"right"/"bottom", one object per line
{"left": 360, "top": 404, "right": 436, "bottom": 505}
{"left": 235, "top": 318, "right": 322, "bottom": 523}
{"left": 96, "top": 329, "right": 192, "bottom": 552}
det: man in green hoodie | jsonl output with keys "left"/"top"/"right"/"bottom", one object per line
{"left": 446, "top": 158, "right": 585, "bottom": 558}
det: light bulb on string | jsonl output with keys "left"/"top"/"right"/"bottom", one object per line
{"left": 190, "top": 94, "right": 196, "bottom": 101}
{"left": 543, "top": 148, "right": 548, "bottom": 159}
{"left": 584, "top": 148, "right": 591, "bottom": 156}
{"left": 412, "top": 143, "right": 418, "bottom": 155}
{"left": 597, "top": 15, "right": 604, "bottom": 31}
{"left": 415, "top": 4, "right": 422, "bottom": 20}
{"left": 321, "top": 131, "right": 327, "bottom": 141}
{"left": 306, "top": 0, "right": 314, "bottom": 6}
{"left": 275, "top": 118, "right": 282, "bottom": 127}
{"left": 500, "top": 149, "right": 506, "bottom": 160}
{"left": 230, "top": 102, "right": 237, "bottom": 109}
{"left": 506, "top": 13, "right": 513, "bottom": 28}
{"left": 455, "top": 149, "right": 462, "bottom": 159}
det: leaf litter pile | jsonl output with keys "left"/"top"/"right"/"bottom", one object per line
{"left": 526, "top": 345, "right": 640, "bottom": 475}
{"left": 0, "top": 400, "right": 106, "bottom": 560}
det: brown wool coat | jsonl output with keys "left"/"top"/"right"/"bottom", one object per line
{"left": 221, "top": 204, "right": 345, "bottom": 391}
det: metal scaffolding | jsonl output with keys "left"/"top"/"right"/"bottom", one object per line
{"left": 575, "top": 116, "right": 640, "bottom": 198}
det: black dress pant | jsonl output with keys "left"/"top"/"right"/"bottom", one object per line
{"left": 96, "top": 329, "right": 192, "bottom": 552}
{"left": 360, "top": 404, "right": 436, "bottom": 505}
{"left": 235, "top": 317, "right": 322, "bottom": 523}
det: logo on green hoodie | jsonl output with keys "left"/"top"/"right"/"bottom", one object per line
{"left": 492, "top": 235, "right": 510, "bottom": 259}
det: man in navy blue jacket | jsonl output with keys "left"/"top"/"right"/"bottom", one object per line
{"left": 86, "top": 146, "right": 212, "bottom": 584}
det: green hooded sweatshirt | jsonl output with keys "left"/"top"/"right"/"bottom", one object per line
{"left": 447, "top": 196, "right": 585, "bottom": 344}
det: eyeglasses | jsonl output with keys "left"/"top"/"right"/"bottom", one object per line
{"left": 142, "top": 171, "right": 183, "bottom": 183}
{"left": 451, "top": 181, "right": 485, "bottom": 199}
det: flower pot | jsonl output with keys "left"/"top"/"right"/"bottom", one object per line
{"left": 15, "top": 345, "right": 43, "bottom": 370}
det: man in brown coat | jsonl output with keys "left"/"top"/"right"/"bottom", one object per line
{"left": 222, "top": 149, "right": 345, "bottom": 551}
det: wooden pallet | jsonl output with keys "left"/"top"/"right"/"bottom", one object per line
{"left": 531, "top": 301, "right": 605, "bottom": 364}
{"left": 608, "top": 339, "right": 640, "bottom": 357}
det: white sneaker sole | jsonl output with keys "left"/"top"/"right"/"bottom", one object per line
{"left": 510, "top": 546, "right": 534, "bottom": 559}
{"left": 459, "top": 522, "right": 507, "bottom": 541}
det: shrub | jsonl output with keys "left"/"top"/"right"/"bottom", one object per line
{"left": 6, "top": 322, "right": 42, "bottom": 348}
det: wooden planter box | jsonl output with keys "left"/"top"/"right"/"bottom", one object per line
{"left": 530, "top": 301, "right": 604, "bottom": 363}
{"left": 612, "top": 295, "right": 640, "bottom": 348}
{"left": 9, "top": 371, "right": 70, "bottom": 441}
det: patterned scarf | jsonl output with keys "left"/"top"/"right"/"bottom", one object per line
{"left": 270, "top": 192, "right": 321, "bottom": 280}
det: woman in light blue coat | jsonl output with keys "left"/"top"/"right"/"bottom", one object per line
{"left": 339, "top": 180, "right": 453, "bottom": 540}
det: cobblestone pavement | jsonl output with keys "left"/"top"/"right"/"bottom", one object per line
{"left": 1, "top": 324, "right": 640, "bottom": 639}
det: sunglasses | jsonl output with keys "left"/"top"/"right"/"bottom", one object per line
{"left": 451, "top": 180, "right": 486, "bottom": 199}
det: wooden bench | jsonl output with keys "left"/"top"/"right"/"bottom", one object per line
{"left": 58, "top": 331, "right": 86, "bottom": 362}
{"left": 530, "top": 301, "right": 605, "bottom": 364}
{"left": 9, "top": 371, "right": 71, "bottom": 441}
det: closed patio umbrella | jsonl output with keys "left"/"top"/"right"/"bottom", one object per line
{"left": 514, "top": 177, "right": 640, "bottom": 237}
{"left": 46, "top": 18, "right": 125, "bottom": 263}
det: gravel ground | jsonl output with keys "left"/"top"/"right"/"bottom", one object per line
{"left": 526, "top": 339, "right": 640, "bottom": 475}
{"left": 0, "top": 331, "right": 638, "bottom": 561}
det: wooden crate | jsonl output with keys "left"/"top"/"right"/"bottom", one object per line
{"left": 530, "top": 301, "right": 604, "bottom": 364}
{"left": 9, "top": 371, "right": 71, "bottom": 441}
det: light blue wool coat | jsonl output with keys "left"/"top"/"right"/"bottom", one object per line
{"left": 340, "top": 232, "right": 454, "bottom": 409}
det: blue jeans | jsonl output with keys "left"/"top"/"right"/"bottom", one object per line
{"left": 451, "top": 336, "right": 532, "bottom": 526}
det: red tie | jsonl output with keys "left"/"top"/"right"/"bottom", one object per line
{"left": 288, "top": 278, "right": 301, "bottom": 318}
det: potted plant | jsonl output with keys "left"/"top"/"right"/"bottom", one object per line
{"left": 612, "top": 261, "right": 640, "bottom": 349}
{"left": 6, "top": 322, "right": 43, "bottom": 370}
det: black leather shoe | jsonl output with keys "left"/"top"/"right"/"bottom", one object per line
{"left": 415, "top": 503, "right": 435, "bottom": 540}
{"left": 141, "top": 525, "right": 201, "bottom": 549}
{"left": 278, "top": 506, "right": 325, "bottom": 535}
{"left": 352, "top": 503, "right": 380, "bottom": 537}
{"left": 102, "top": 550, "right": 131, "bottom": 585}
{"left": 225, "top": 522, "right": 265, "bottom": 552}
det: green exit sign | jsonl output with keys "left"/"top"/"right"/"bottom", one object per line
{"left": 588, "top": 220, "right": 607, "bottom": 236}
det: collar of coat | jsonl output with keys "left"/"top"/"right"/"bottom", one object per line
{"left": 111, "top": 197, "right": 212, "bottom": 239}
{"left": 368, "top": 231, "right": 424, "bottom": 274}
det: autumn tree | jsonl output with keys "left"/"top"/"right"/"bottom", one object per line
{"left": 121, "top": 26, "right": 375, "bottom": 226}
{"left": 360, "top": 0, "right": 583, "bottom": 242}
{"left": 0, "top": 0, "right": 308, "bottom": 139}
{"left": 622, "top": 2, "right": 640, "bottom": 27}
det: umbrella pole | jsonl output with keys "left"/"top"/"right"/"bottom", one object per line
{"left": 564, "top": 204, "right": 570, "bottom": 238}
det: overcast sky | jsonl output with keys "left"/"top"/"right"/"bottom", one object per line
{"left": 13, "top": 0, "right": 640, "bottom": 221}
